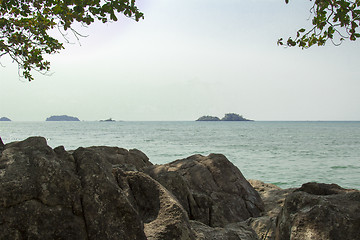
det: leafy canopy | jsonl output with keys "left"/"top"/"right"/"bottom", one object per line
{"left": 0, "top": 0, "right": 143, "bottom": 81}
{"left": 279, "top": 0, "right": 360, "bottom": 48}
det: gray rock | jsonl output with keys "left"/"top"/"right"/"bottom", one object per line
{"left": 275, "top": 182, "right": 360, "bottom": 240}
{"left": 3, "top": 137, "right": 358, "bottom": 240}
{"left": 86, "top": 146, "right": 152, "bottom": 171}
{"left": 0, "top": 137, "right": 148, "bottom": 239}
{"left": 115, "top": 170, "right": 196, "bottom": 240}
{"left": 0, "top": 137, "right": 88, "bottom": 239}
{"left": 247, "top": 180, "right": 294, "bottom": 240}
{"left": 191, "top": 220, "right": 259, "bottom": 240}
{"left": 144, "top": 169, "right": 198, "bottom": 218}
{"left": 0, "top": 137, "right": 197, "bottom": 240}
{"left": 145, "top": 154, "right": 264, "bottom": 227}
{"left": 73, "top": 147, "right": 146, "bottom": 239}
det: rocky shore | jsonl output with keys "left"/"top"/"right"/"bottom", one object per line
{"left": 0, "top": 137, "right": 359, "bottom": 240}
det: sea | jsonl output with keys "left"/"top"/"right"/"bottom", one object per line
{"left": 1, "top": 121, "right": 359, "bottom": 190}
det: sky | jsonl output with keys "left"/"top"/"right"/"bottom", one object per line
{"left": 1, "top": 0, "right": 360, "bottom": 121}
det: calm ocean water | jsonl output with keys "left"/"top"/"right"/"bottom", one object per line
{"left": 1, "top": 121, "right": 359, "bottom": 190}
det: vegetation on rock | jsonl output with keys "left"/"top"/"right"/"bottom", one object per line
{"left": 196, "top": 116, "right": 220, "bottom": 121}
{"left": 100, "top": 118, "right": 116, "bottom": 122}
{"left": 46, "top": 115, "right": 80, "bottom": 121}
{"left": 197, "top": 113, "right": 252, "bottom": 121}
{"left": 221, "top": 113, "right": 252, "bottom": 121}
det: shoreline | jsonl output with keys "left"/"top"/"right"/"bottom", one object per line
{"left": 0, "top": 133, "right": 359, "bottom": 191}
{"left": 1, "top": 136, "right": 359, "bottom": 239}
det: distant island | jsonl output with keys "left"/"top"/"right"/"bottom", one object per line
{"left": 196, "top": 113, "right": 253, "bottom": 121}
{"left": 100, "top": 118, "right": 116, "bottom": 122}
{"left": 0, "top": 117, "right": 11, "bottom": 121}
{"left": 221, "top": 113, "right": 253, "bottom": 121}
{"left": 196, "top": 116, "right": 221, "bottom": 121}
{"left": 46, "top": 115, "right": 80, "bottom": 121}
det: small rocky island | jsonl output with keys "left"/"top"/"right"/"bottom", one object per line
{"left": 100, "top": 118, "right": 116, "bottom": 122}
{"left": 0, "top": 117, "right": 11, "bottom": 121}
{"left": 196, "top": 113, "right": 253, "bottom": 121}
{"left": 46, "top": 115, "right": 80, "bottom": 121}
{"left": 196, "top": 116, "right": 221, "bottom": 121}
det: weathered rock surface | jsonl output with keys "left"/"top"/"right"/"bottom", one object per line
{"left": 0, "top": 137, "right": 196, "bottom": 239}
{"left": 0, "top": 137, "right": 89, "bottom": 239}
{"left": 72, "top": 147, "right": 147, "bottom": 239}
{"left": 145, "top": 154, "right": 265, "bottom": 227}
{"left": 247, "top": 180, "right": 294, "bottom": 240}
{"left": 275, "top": 182, "right": 360, "bottom": 240}
{"left": 191, "top": 220, "right": 259, "bottom": 240}
{"left": 0, "top": 137, "right": 152, "bottom": 239}
{"left": 118, "top": 171, "right": 196, "bottom": 240}
{"left": 84, "top": 146, "right": 152, "bottom": 171}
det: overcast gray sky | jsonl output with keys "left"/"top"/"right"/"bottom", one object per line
{"left": 1, "top": 0, "right": 360, "bottom": 121}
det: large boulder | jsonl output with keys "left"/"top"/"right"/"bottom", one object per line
{"left": 0, "top": 137, "right": 199, "bottom": 240}
{"left": 0, "top": 137, "right": 88, "bottom": 239}
{"left": 275, "top": 182, "right": 360, "bottom": 240}
{"left": 145, "top": 154, "right": 264, "bottom": 227}
{"left": 72, "top": 147, "right": 147, "bottom": 239}
{"left": 6, "top": 137, "right": 359, "bottom": 240}
{"left": 0, "top": 137, "right": 148, "bottom": 239}
{"left": 114, "top": 170, "right": 196, "bottom": 240}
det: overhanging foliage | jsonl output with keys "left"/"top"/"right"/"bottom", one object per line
{"left": 279, "top": 0, "right": 360, "bottom": 48}
{"left": 0, "top": 0, "right": 143, "bottom": 81}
